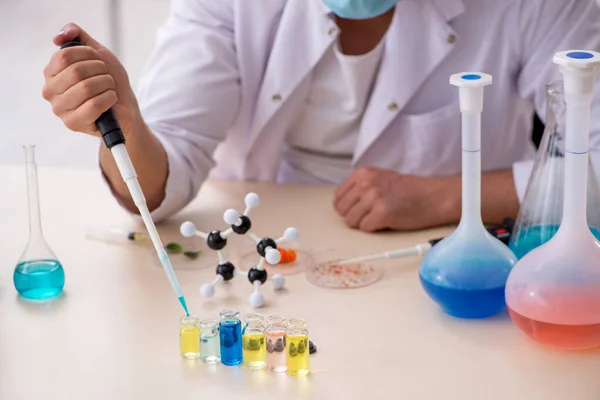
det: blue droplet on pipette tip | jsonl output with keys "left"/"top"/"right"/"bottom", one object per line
{"left": 178, "top": 296, "right": 190, "bottom": 317}
{"left": 567, "top": 51, "right": 594, "bottom": 59}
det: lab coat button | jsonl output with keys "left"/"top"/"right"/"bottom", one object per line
{"left": 388, "top": 102, "right": 398, "bottom": 111}
{"left": 328, "top": 27, "right": 338, "bottom": 36}
{"left": 272, "top": 94, "right": 282, "bottom": 102}
{"left": 447, "top": 34, "right": 457, "bottom": 44}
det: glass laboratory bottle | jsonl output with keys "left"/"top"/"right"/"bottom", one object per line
{"left": 242, "top": 323, "right": 267, "bottom": 370}
{"left": 419, "top": 73, "right": 518, "bottom": 319}
{"left": 199, "top": 319, "right": 221, "bottom": 364}
{"left": 266, "top": 323, "right": 287, "bottom": 372}
{"left": 14, "top": 145, "right": 65, "bottom": 300}
{"left": 267, "top": 315, "right": 287, "bottom": 326}
{"left": 219, "top": 309, "right": 243, "bottom": 365}
{"left": 179, "top": 315, "right": 200, "bottom": 359}
{"left": 506, "top": 51, "right": 600, "bottom": 350}
{"left": 286, "top": 325, "right": 310, "bottom": 376}
{"left": 509, "top": 81, "right": 600, "bottom": 259}
{"left": 243, "top": 312, "right": 264, "bottom": 334}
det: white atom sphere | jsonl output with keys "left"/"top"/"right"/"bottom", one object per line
{"left": 266, "top": 248, "right": 281, "bottom": 265}
{"left": 244, "top": 193, "right": 260, "bottom": 208}
{"left": 271, "top": 274, "right": 285, "bottom": 290}
{"left": 180, "top": 221, "right": 196, "bottom": 237}
{"left": 283, "top": 227, "right": 299, "bottom": 242}
{"left": 250, "top": 292, "right": 265, "bottom": 308}
{"left": 200, "top": 283, "right": 215, "bottom": 298}
{"left": 223, "top": 209, "right": 240, "bottom": 224}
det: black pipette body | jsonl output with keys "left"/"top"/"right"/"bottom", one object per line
{"left": 428, "top": 217, "right": 514, "bottom": 247}
{"left": 59, "top": 39, "right": 125, "bottom": 149}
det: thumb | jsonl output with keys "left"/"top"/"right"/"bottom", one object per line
{"left": 53, "top": 22, "right": 103, "bottom": 49}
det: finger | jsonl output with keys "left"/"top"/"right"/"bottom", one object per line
{"left": 344, "top": 197, "right": 372, "bottom": 229}
{"left": 54, "top": 22, "right": 102, "bottom": 49}
{"left": 53, "top": 74, "right": 115, "bottom": 114}
{"left": 334, "top": 174, "right": 357, "bottom": 204}
{"left": 43, "top": 60, "right": 108, "bottom": 100}
{"left": 64, "top": 89, "right": 117, "bottom": 129}
{"left": 44, "top": 46, "right": 100, "bottom": 78}
{"left": 358, "top": 208, "right": 387, "bottom": 232}
{"left": 334, "top": 185, "right": 361, "bottom": 216}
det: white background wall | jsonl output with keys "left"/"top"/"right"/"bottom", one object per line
{"left": 0, "top": 0, "right": 170, "bottom": 168}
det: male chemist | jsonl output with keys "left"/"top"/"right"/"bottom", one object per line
{"left": 42, "top": 0, "right": 600, "bottom": 231}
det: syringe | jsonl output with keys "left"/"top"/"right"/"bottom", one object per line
{"left": 336, "top": 219, "right": 514, "bottom": 266}
{"left": 60, "top": 39, "right": 190, "bottom": 316}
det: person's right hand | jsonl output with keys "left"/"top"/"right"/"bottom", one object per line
{"left": 42, "top": 23, "right": 140, "bottom": 137}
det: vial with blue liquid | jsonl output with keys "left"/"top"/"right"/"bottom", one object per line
{"left": 419, "top": 73, "right": 517, "bottom": 319}
{"left": 14, "top": 145, "right": 65, "bottom": 300}
{"left": 219, "top": 309, "right": 243, "bottom": 365}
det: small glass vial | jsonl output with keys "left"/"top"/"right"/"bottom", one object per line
{"left": 286, "top": 325, "right": 310, "bottom": 376}
{"left": 242, "top": 323, "right": 267, "bottom": 370}
{"left": 179, "top": 315, "right": 200, "bottom": 359}
{"left": 286, "top": 318, "right": 307, "bottom": 329}
{"left": 199, "top": 319, "right": 221, "bottom": 364}
{"left": 267, "top": 315, "right": 286, "bottom": 326}
{"left": 219, "top": 309, "right": 243, "bottom": 365}
{"left": 243, "top": 312, "right": 264, "bottom": 333}
{"left": 266, "top": 323, "right": 287, "bottom": 372}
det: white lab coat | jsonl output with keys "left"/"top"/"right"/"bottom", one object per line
{"left": 134, "top": 0, "right": 600, "bottom": 222}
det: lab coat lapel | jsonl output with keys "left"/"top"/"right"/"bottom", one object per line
{"left": 353, "top": 0, "right": 464, "bottom": 163}
{"left": 247, "top": 0, "right": 336, "bottom": 151}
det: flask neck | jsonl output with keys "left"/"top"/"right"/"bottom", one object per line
{"left": 459, "top": 145, "right": 484, "bottom": 230}
{"left": 25, "top": 152, "right": 43, "bottom": 238}
{"left": 560, "top": 97, "right": 591, "bottom": 234}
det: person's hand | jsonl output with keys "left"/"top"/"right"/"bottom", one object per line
{"left": 42, "top": 23, "right": 140, "bottom": 137}
{"left": 333, "top": 167, "right": 460, "bottom": 232}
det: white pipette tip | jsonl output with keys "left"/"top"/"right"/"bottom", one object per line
{"left": 180, "top": 221, "right": 197, "bottom": 237}
{"left": 223, "top": 209, "right": 240, "bottom": 225}
{"left": 244, "top": 193, "right": 260, "bottom": 209}
{"left": 271, "top": 274, "right": 285, "bottom": 290}
{"left": 265, "top": 248, "right": 281, "bottom": 265}
{"left": 200, "top": 283, "right": 215, "bottom": 298}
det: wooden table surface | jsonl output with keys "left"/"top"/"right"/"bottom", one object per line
{"left": 0, "top": 166, "right": 599, "bottom": 400}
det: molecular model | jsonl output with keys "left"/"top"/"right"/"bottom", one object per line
{"left": 180, "top": 193, "right": 299, "bottom": 308}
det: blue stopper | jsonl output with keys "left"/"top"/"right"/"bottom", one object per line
{"left": 461, "top": 74, "right": 481, "bottom": 80}
{"left": 567, "top": 51, "right": 594, "bottom": 59}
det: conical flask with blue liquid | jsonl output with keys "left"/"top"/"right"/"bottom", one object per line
{"left": 509, "top": 81, "right": 600, "bottom": 259}
{"left": 419, "top": 73, "right": 518, "bottom": 319}
{"left": 13, "top": 145, "right": 65, "bottom": 300}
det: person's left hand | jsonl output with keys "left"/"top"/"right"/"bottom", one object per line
{"left": 333, "top": 167, "right": 460, "bottom": 232}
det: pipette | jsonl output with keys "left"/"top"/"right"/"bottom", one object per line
{"left": 335, "top": 220, "right": 514, "bottom": 266}
{"left": 60, "top": 39, "right": 190, "bottom": 316}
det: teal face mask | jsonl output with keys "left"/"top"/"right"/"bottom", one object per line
{"left": 322, "top": 0, "right": 399, "bottom": 19}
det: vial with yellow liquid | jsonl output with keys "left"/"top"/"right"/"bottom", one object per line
{"left": 242, "top": 323, "right": 267, "bottom": 370}
{"left": 286, "top": 324, "right": 310, "bottom": 376}
{"left": 179, "top": 315, "right": 200, "bottom": 359}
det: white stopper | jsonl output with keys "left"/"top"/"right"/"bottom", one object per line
{"left": 244, "top": 193, "right": 260, "bottom": 209}
{"left": 271, "top": 274, "right": 285, "bottom": 290}
{"left": 283, "top": 227, "right": 299, "bottom": 242}
{"left": 449, "top": 72, "right": 492, "bottom": 113}
{"left": 266, "top": 248, "right": 281, "bottom": 265}
{"left": 200, "top": 283, "right": 215, "bottom": 298}
{"left": 250, "top": 292, "right": 265, "bottom": 308}
{"left": 223, "top": 209, "right": 240, "bottom": 225}
{"left": 180, "top": 221, "right": 197, "bottom": 237}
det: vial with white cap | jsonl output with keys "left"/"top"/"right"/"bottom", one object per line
{"left": 505, "top": 50, "right": 600, "bottom": 350}
{"left": 419, "top": 72, "right": 518, "bottom": 319}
